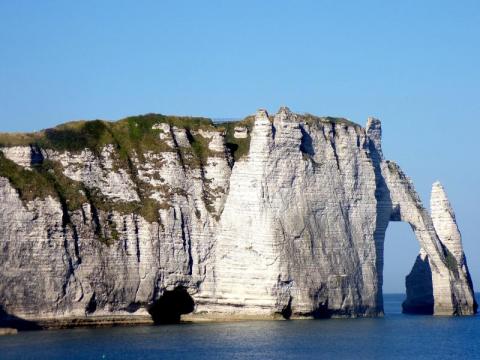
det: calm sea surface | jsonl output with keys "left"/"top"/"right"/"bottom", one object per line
{"left": 1, "top": 294, "right": 479, "bottom": 360}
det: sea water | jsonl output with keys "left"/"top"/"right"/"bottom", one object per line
{"left": 1, "top": 294, "right": 479, "bottom": 359}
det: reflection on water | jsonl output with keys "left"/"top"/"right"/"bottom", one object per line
{"left": 1, "top": 294, "right": 479, "bottom": 360}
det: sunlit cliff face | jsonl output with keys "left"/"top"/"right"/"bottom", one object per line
{"left": 0, "top": 108, "right": 475, "bottom": 329}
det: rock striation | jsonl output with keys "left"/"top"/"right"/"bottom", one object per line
{"left": 0, "top": 108, "right": 476, "bottom": 328}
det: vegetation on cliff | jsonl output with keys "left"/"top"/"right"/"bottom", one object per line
{"left": 219, "top": 116, "right": 255, "bottom": 161}
{"left": 0, "top": 112, "right": 362, "bottom": 241}
{"left": 0, "top": 113, "right": 256, "bottom": 244}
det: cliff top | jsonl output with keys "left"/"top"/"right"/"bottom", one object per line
{"left": 0, "top": 110, "right": 361, "bottom": 152}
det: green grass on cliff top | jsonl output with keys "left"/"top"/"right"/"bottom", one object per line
{"left": 0, "top": 114, "right": 214, "bottom": 152}
{"left": 0, "top": 111, "right": 361, "bottom": 179}
{"left": 301, "top": 114, "right": 360, "bottom": 128}
{"left": 0, "top": 114, "right": 238, "bottom": 229}
{"left": 0, "top": 112, "right": 360, "bottom": 152}
{"left": 0, "top": 112, "right": 361, "bottom": 244}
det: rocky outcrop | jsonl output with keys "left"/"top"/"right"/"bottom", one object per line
{"left": 0, "top": 108, "right": 476, "bottom": 328}
{"left": 0, "top": 328, "right": 17, "bottom": 336}
{"left": 402, "top": 182, "right": 477, "bottom": 314}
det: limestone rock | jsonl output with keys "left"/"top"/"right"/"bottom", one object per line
{"left": 1, "top": 145, "right": 43, "bottom": 169}
{"left": 431, "top": 181, "right": 463, "bottom": 261}
{"left": 43, "top": 145, "right": 140, "bottom": 202}
{"left": 0, "top": 108, "right": 476, "bottom": 327}
{"left": 233, "top": 126, "right": 248, "bottom": 139}
{"left": 403, "top": 182, "right": 477, "bottom": 315}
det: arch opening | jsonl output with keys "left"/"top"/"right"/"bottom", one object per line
{"left": 280, "top": 298, "right": 293, "bottom": 320}
{"left": 148, "top": 287, "right": 194, "bottom": 324}
{"left": 383, "top": 221, "right": 424, "bottom": 315}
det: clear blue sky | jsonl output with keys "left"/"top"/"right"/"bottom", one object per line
{"left": 0, "top": 0, "right": 479, "bottom": 293}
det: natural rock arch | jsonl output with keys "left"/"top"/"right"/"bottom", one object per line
{"left": 382, "top": 171, "right": 476, "bottom": 315}
{"left": 364, "top": 117, "right": 476, "bottom": 316}
{"left": 210, "top": 109, "right": 477, "bottom": 319}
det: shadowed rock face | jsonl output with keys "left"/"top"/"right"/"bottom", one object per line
{"left": 403, "top": 253, "right": 434, "bottom": 315}
{"left": 0, "top": 108, "right": 476, "bottom": 327}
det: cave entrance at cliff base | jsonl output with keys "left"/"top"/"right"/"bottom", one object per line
{"left": 383, "top": 222, "right": 421, "bottom": 314}
{"left": 148, "top": 287, "right": 194, "bottom": 324}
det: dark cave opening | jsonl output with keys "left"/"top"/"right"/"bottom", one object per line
{"left": 148, "top": 287, "right": 194, "bottom": 324}
{"left": 85, "top": 293, "right": 97, "bottom": 315}
{"left": 311, "top": 302, "right": 331, "bottom": 319}
{"left": 280, "top": 298, "right": 293, "bottom": 319}
{"left": 0, "top": 306, "right": 42, "bottom": 330}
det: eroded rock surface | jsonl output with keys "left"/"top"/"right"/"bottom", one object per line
{"left": 0, "top": 108, "right": 476, "bottom": 327}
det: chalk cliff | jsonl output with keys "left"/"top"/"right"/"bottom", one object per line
{"left": 0, "top": 108, "right": 476, "bottom": 327}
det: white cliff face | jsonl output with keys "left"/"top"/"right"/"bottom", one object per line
{"left": 206, "top": 110, "right": 281, "bottom": 315}
{"left": 43, "top": 145, "right": 140, "bottom": 202}
{"left": 1, "top": 146, "right": 35, "bottom": 168}
{"left": 429, "top": 182, "right": 476, "bottom": 314}
{"left": 233, "top": 126, "right": 248, "bottom": 139}
{"left": 1, "top": 145, "right": 43, "bottom": 169}
{"left": 0, "top": 109, "right": 476, "bottom": 328}
{"left": 431, "top": 182, "right": 463, "bottom": 260}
